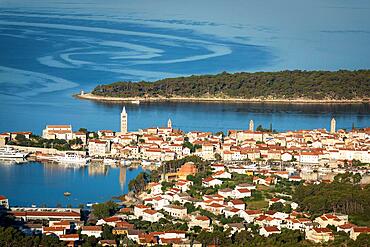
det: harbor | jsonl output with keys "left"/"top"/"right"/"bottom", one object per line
{"left": 0, "top": 160, "right": 144, "bottom": 207}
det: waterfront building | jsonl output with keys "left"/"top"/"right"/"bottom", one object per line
{"left": 42, "top": 125, "right": 73, "bottom": 140}
{"left": 0, "top": 133, "right": 9, "bottom": 146}
{"left": 73, "top": 131, "right": 87, "bottom": 145}
{"left": 121, "top": 107, "right": 128, "bottom": 134}
{"left": 88, "top": 139, "right": 110, "bottom": 157}
{"left": 98, "top": 130, "right": 115, "bottom": 137}
{"left": 9, "top": 132, "right": 32, "bottom": 140}
{"left": 330, "top": 118, "right": 336, "bottom": 134}
{"left": 10, "top": 207, "right": 81, "bottom": 221}
{"left": 249, "top": 119, "right": 254, "bottom": 131}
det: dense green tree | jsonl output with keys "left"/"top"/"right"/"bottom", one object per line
{"left": 184, "top": 202, "right": 197, "bottom": 214}
{"left": 15, "top": 134, "right": 27, "bottom": 142}
{"left": 270, "top": 202, "right": 284, "bottom": 212}
{"left": 101, "top": 225, "right": 114, "bottom": 240}
{"left": 293, "top": 174, "right": 370, "bottom": 226}
{"left": 0, "top": 227, "right": 66, "bottom": 247}
{"left": 92, "top": 70, "right": 370, "bottom": 100}
{"left": 128, "top": 172, "right": 150, "bottom": 193}
{"left": 91, "top": 201, "right": 118, "bottom": 219}
{"left": 78, "top": 128, "right": 88, "bottom": 133}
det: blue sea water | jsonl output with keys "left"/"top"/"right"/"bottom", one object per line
{"left": 0, "top": 162, "right": 143, "bottom": 207}
{"left": 0, "top": 0, "right": 369, "bottom": 134}
{"left": 0, "top": 0, "right": 369, "bottom": 206}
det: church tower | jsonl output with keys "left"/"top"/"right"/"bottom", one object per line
{"left": 249, "top": 119, "right": 254, "bottom": 131}
{"left": 330, "top": 117, "right": 336, "bottom": 134}
{"left": 167, "top": 118, "right": 172, "bottom": 129}
{"left": 121, "top": 106, "right": 128, "bottom": 133}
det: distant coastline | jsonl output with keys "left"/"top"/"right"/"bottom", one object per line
{"left": 75, "top": 93, "right": 369, "bottom": 104}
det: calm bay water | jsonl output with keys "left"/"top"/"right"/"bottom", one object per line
{"left": 0, "top": 162, "right": 143, "bottom": 207}
{"left": 0, "top": 0, "right": 369, "bottom": 206}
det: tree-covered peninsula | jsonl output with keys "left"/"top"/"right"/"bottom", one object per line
{"left": 91, "top": 70, "right": 370, "bottom": 101}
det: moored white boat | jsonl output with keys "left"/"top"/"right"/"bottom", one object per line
{"left": 56, "top": 152, "right": 90, "bottom": 165}
{"left": 0, "top": 146, "right": 28, "bottom": 160}
{"left": 120, "top": 159, "right": 132, "bottom": 166}
{"left": 103, "top": 158, "right": 117, "bottom": 165}
{"left": 141, "top": 160, "right": 151, "bottom": 166}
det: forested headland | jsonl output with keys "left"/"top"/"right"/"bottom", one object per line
{"left": 89, "top": 70, "right": 370, "bottom": 102}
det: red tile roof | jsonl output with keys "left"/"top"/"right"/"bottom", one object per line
{"left": 230, "top": 199, "right": 244, "bottom": 205}
{"left": 43, "top": 226, "right": 65, "bottom": 231}
{"left": 196, "top": 216, "right": 209, "bottom": 221}
{"left": 353, "top": 227, "right": 370, "bottom": 233}
{"left": 143, "top": 209, "right": 158, "bottom": 215}
{"left": 81, "top": 226, "right": 102, "bottom": 231}
{"left": 263, "top": 226, "right": 280, "bottom": 232}
{"left": 11, "top": 211, "right": 80, "bottom": 217}
{"left": 313, "top": 228, "right": 332, "bottom": 233}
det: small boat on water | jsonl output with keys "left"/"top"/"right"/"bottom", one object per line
{"left": 0, "top": 146, "right": 28, "bottom": 160}
{"left": 64, "top": 192, "right": 71, "bottom": 196}
{"left": 103, "top": 158, "right": 117, "bottom": 165}
{"left": 86, "top": 202, "right": 98, "bottom": 207}
{"left": 141, "top": 160, "right": 151, "bottom": 166}
{"left": 131, "top": 100, "right": 140, "bottom": 104}
{"left": 56, "top": 152, "right": 90, "bottom": 165}
{"left": 120, "top": 159, "right": 132, "bottom": 166}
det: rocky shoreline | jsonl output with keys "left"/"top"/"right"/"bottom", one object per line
{"left": 75, "top": 93, "right": 369, "bottom": 104}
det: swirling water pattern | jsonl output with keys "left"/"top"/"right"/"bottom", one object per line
{"left": 0, "top": 0, "right": 369, "bottom": 133}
